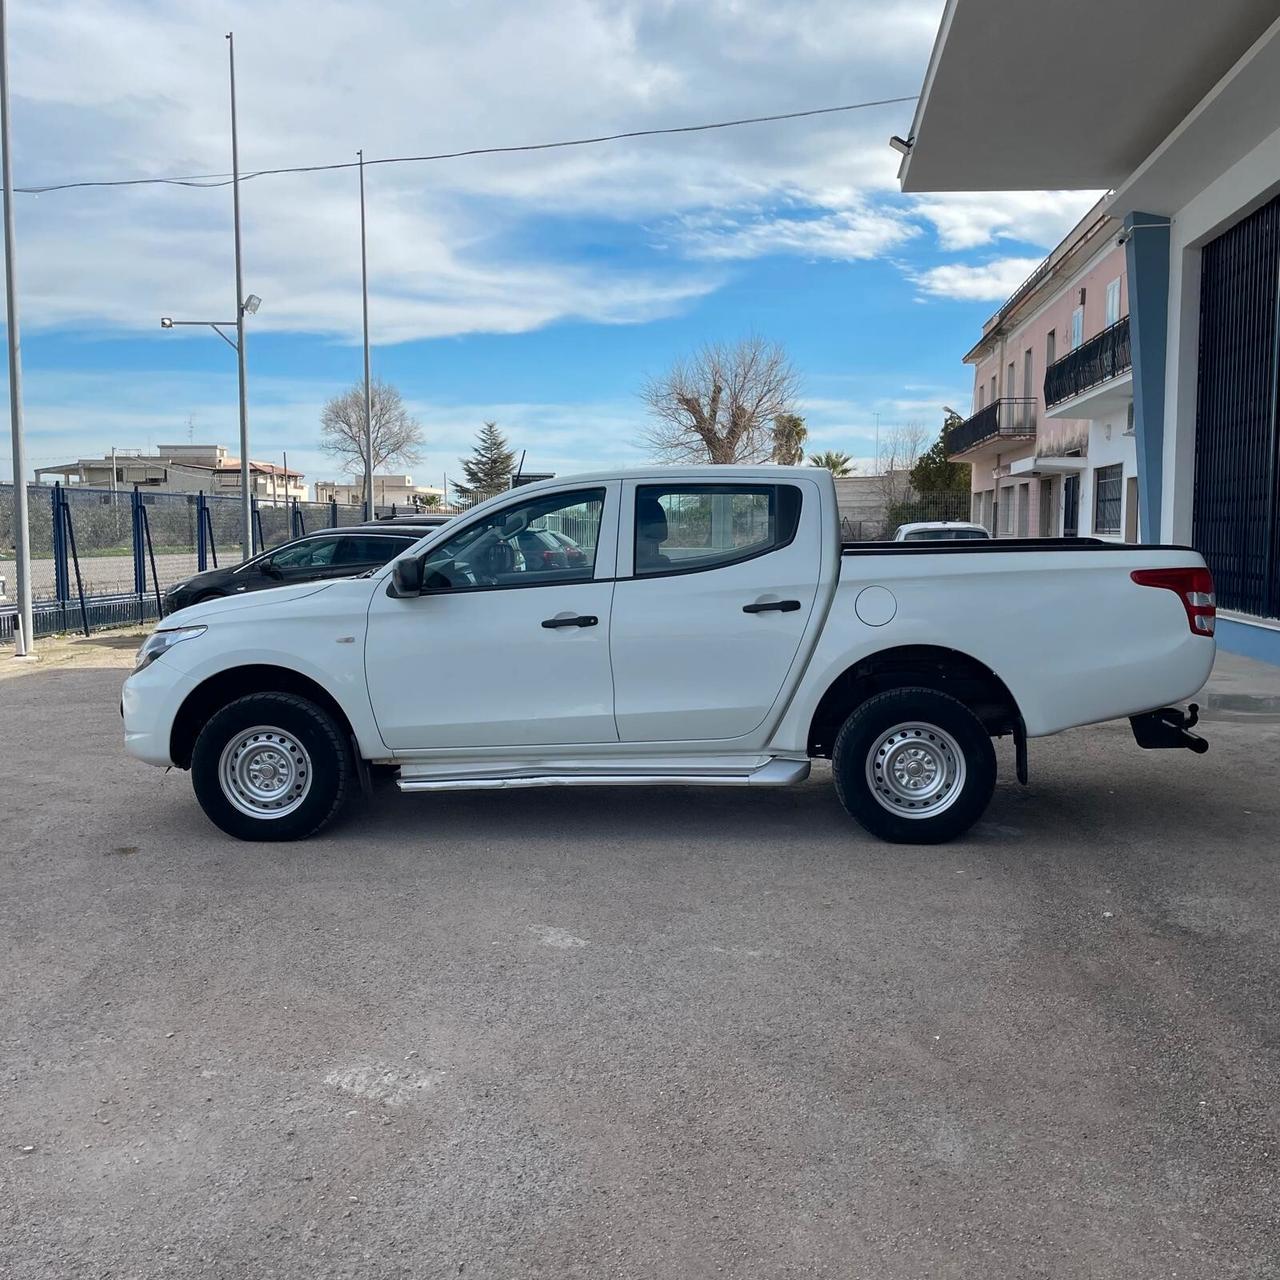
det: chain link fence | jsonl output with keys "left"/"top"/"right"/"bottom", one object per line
{"left": 1, "top": 482, "right": 366, "bottom": 642}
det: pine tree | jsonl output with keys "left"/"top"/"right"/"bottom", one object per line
{"left": 458, "top": 421, "right": 517, "bottom": 496}
{"left": 909, "top": 412, "right": 971, "bottom": 494}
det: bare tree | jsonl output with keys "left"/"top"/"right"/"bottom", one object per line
{"left": 875, "top": 422, "right": 930, "bottom": 533}
{"left": 641, "top": 337, "right": 800, "bottom": 464}
{"left": 319, "top": 378, "right": 425, "bottom": 477}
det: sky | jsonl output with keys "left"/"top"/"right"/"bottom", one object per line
{"left": 0, "top": 0, "right": 1100, "bottom": 491}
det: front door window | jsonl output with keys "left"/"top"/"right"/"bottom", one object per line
{"left": 420, "top": 489, "right": 604, "bottom": 591}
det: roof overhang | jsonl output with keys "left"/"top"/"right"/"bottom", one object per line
{"left": 1008, "top": 456, "right": 1086, "bottom": 477}
{"left": 899, "top": 0, "right": 1280, "bottom": 192}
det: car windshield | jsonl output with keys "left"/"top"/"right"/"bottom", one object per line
{"left": 903, "top": 528, "right": 988, "bottom": 541}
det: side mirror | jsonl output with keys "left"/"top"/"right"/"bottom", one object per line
{"left": 387, "top": 556, "right": 424, "bottom": 598}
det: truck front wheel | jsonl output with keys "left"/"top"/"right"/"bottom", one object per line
{"left": 191, "top": 692, "right": 354, "bottom": 841}
{"left": 832, "top": 687, "right": 996, "bottom": 844}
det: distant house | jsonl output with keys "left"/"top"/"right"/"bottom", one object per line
{"left": 314, "top": 474, "right": 445, "bottom": 508}
{"left": 36, "top": 443, "right": 307, "bottom": 502}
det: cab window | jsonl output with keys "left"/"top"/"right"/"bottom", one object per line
{"left": 420, "top": 489, "right": 604, "bottom": 591}
{"left": 634, "top": 484, "right": 801, "bottom": 576}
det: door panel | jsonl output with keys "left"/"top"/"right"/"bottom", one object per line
{"left": 364, "top": 484, "right": 619, "bottom": 751}
{"left": 610, "top": 479, "right": 822, "bottom": 742}
{"left": 365, "top": 581, "right": 618, "bottom": 749}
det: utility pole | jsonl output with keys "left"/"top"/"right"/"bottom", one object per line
{"left": 874, "top": 411, "right": 881, "bottom": 476}
{"left": 1, "top": 0, "right": 32, "bottom": 655}
{"left": 227, "top": 32, "right": 252, "bottom": 560}
{"left": 358, "top": 149, "right": 374, "bottom": 521}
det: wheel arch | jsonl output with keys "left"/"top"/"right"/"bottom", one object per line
{"left": 806, "top": 644, "right": 1022, "bottom": 758}
{"left": 170, "top": 663, "right": 359, "bottom": 769}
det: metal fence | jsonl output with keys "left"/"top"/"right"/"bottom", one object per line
{"left": 0, "top": 482, "right": 367, "bottom": 642}
{"left": 840, "top": 491, "right": 974, "bottom": 541}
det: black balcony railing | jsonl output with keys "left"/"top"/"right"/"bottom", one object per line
{"left": 1044, "top": 315, "right": 1131, "bottom": 408}
{"left": 946, "top": 398, "right": 1037, "bottom": 456}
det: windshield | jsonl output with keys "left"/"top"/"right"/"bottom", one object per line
{"left": 902, "top": 528, "right": 989, "bottom": 541}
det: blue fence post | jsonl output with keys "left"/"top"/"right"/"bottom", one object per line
{"left": 52, "top": 482, "right": 70, "bottom": 606}
{"left": 251, "top": 496, "right": 263, "bottom": 554}
{"left": 196, "top": 492, "right": 208, "bottom": 572}
{"left": 131, "top": 487, "right": 145, "bottom": 623}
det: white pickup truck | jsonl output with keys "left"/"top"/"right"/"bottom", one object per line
{"left": 122, "top": 466, "right": 1216, "bottom": 845}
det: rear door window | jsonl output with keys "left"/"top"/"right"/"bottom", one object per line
{"left": 334, "top": 535, "right": 417, "bottom": 566}
{"left": 633, "top": 484, "right": 802, "bottom": 576}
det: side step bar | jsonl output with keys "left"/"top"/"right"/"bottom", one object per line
{"left": 397, "top": 758, "right": 811, "bottom": 793}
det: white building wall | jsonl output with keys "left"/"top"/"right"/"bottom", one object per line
{"left": 1160, "top": 119, "right": 1280, "bottom": 543}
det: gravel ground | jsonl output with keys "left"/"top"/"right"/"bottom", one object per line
{"left": 1, "top": 649, "right": 1278, "bottom": 1279}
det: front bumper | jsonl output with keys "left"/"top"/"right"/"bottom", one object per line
{"left": 121, "top": 657, "right": 195, "bottom": 767}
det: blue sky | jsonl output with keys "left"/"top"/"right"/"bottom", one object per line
{"left": 1, "top": 0, "right": 1098, "bottom": 490}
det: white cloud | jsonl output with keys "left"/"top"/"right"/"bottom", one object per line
{"left": 678, "top": 201, "right": 916, "bottom": 262}
{"left": 8, "top": 0, "right": 941, "bottom": 341}
{"left": 910, "top": 256, "right": 1045, "bottom": 302}
{"left": 910, "top": 191, "right": 1104, "bottom": 251}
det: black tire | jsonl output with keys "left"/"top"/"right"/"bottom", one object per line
{"left": 190, "top": 692, "right": 354, "bottom": 841}
{"left": 831, "top": 687, "right": 996, "bottom": 844}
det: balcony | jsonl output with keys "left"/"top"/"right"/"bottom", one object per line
{"left": 946, "top": 398, "right": 1037, "bottom": 458}
{"left": 1043, "top": 316, "right": 1132, "bottom": 418}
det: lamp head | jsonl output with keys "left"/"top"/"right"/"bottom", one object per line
{"left": 160, "top": 317, "right": 174, "bottom": 329}
{"left": 242, "top": 294, "right": 261, "bottom": 315}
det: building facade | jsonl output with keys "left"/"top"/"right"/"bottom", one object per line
{"left": 899, "top": 0, "right": 1280, "bottom": 662}
{"left": 37, "top": 443, "right": 307, "bottom": 502}
{"left": 950, "top": 205, "right": 1137, "bottom": 542}
{"left": 313, "top": 474, "right": 445, "bottom": 508}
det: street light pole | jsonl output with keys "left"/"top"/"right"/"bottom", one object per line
{"left": 227, "top": 32, "right": 251, "bottom": 559}
{"left": 1, "top": 0, "right": 33, "bottom": 655}
{"left": 358, "top": 149, "right": 374, "bottom": 520}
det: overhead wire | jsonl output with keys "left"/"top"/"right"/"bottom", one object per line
{"left": 15, "top": 95, "right": 918, "bottom": 196}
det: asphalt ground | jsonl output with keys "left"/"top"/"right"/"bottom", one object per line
{"left": 2, "top": 643, "right": 1278, "bottom": 1278}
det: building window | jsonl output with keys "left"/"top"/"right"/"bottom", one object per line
{"left": 977, "top": 383, "right": 985, "bottom": 410}
{"left": 1023, "top": 349, "right": 1033, "bottom": 404}
{"left": 1046, "top": 329, "right": 1056, "bottom": 366}
{"left": 998, "top": 487, "right": 1013, "bottom": 534}
{"left": 1007, "top": 360, "right": 1016, "bottom": 397}
{"left": 1106, "top": 277, "right": 1122, "bottom": 326}
{"left": 1094, "top": 464, "right": 1123, "bottom": 535}
{"left": 990, "top": 376, "right": 996, "bottom": 404}
{"left": 1071, "top": 305, "right": 1084, "bottom": 350}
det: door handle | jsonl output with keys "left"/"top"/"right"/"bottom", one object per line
{"left": 541, "top": 614, "right": 599, "bottom": 629}
{"left": 743, "top": 599, "right": 801, "bottom": 614}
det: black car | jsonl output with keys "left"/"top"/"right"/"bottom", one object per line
{"left": 163, "top": 529, "right": 424, "bottom": 614}
{"left": 358, "top": 513, "right": 453, "bottom": 530}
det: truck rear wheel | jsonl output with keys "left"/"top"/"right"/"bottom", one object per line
{"left": 832, "top": 687, "right": 996, "bottom": 844}
{"left": 191, "top": 692, "right": 354, "bottom": 841}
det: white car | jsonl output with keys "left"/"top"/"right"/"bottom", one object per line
{"left": 893, "top": 521, "right": 991, "bottom": 541}
{"left": 123, "top": 466, "right": 1215, "bottom": 845}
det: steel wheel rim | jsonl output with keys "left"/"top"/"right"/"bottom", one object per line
{"left": 218, "top": 725, "right": 312, "bottom": 819}
{"left": 865, "top": 721, "right": 966, "bottom": 819}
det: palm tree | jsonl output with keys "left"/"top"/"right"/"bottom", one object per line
{"left": 808, "top": 450, "right": 856, "bottom": 477}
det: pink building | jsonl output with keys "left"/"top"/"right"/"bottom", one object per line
{"left": 948, "top": 201, "right": 1138, "bottom": 541}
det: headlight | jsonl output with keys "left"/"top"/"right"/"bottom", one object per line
{"left": 134, "top": 625, "right": 207, "bottom": 673}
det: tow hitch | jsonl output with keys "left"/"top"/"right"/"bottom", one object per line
{"left": 1130, "top": 704, "right": 1209, "bottom": 754}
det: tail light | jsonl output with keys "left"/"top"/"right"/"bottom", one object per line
{"left": 540, "top": 550, "right": 560, "bottom": 566}
{"left": 1131, "top": 567, "right": 1216, "bottom": 636}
